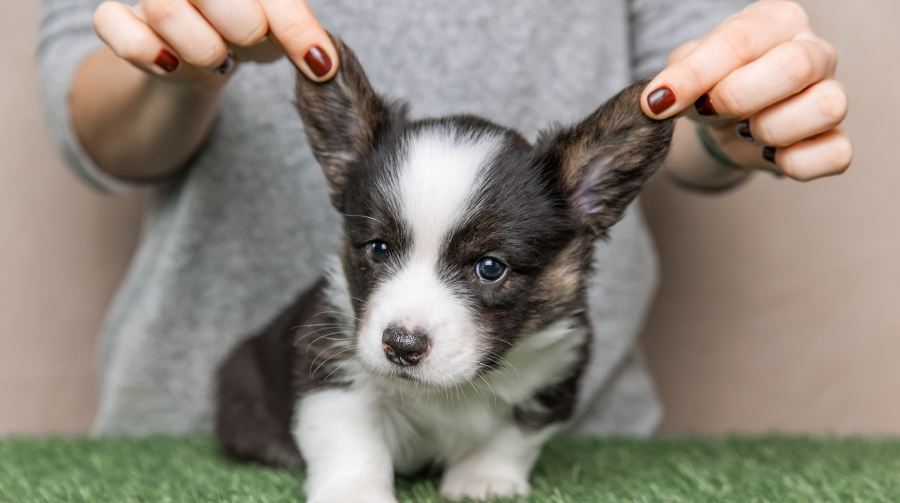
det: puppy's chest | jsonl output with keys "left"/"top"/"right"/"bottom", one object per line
{"left": 378, "top": 392, "right": 509, "bottom": 474}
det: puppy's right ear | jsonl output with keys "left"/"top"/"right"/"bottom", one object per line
{"left": 295, "top": 36, "right": 404, "bottom": 210}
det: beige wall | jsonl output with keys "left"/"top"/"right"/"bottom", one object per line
{"left": 0, "top": 1, "right": 896, "bottom": 434}
{"left": 0, "top": 3, "right": 143, "bottom": 433}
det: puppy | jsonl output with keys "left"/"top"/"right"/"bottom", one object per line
{"left": 215, "top": 36, "right": 673, "bottom": 502}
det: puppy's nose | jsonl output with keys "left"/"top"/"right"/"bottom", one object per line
{"left": 382, "top": 325, "right": 430, "bottom": 367}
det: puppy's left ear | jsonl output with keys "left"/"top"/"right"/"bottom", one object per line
{"left": 536, "top": 81, "right": 675, "bottom": 237}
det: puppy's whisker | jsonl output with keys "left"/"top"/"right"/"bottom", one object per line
{"left": 304, "top": 309, "right": 361, "bottom": 322}
{"left": 294, "top": 328, "right": 354, "bottom": 349}
{"left": 305, "top": 333, "right": 355, "bottom": 355}
{"left": 295, "top": 327, "right": 351, "bottom": 340}
{"left": 310, "top": 345, "right": 356, "bottom": 378}
{"left": 342, "top": 213, "right": 384, "bottom": 226}
{"left": 321, "top": 347, "right": 358, "bottom": 382}
{"left": 482, "top": 349, "right": 518, "bottom": 379}
{"left": 296, "top": 322, "right": 348, "bottom": 329}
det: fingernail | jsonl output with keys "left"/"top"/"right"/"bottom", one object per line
{"left": 303, "top": 46, "right": 332, "bottom": 78}
{"left": 736, "top": 121, "right": 755, "bottom": 143}
{"left": 213, "top": 52, "right": 235, "bottom": 76}
{"left": 154, "top": 49, "right": 179, "bottom": 73}
{"left": 694, "top": 94, "right": 718, "bottom": 116}
{"left": 647, "top": 86, "right": 676, "bottom": 115}
{"left": 763, "top": 146, "right": 777, "bottom": 164}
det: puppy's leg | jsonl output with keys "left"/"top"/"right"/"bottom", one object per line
{"left": 215, "top": 335, "right": 302, "bottom": 469}
{"left": 295, "top": 387, "right": 396, "bottom": 503}
{"left": 439, "top": 424, "right": 557, "bottom": 501}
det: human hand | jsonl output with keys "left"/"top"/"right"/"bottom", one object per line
{"left": 93, "top": 0, "right": 337, "bottom": 88}
{"left": 641, "top": 0, "right": 852, "bottom": 182}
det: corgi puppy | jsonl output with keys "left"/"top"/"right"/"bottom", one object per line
{"left": 215, "top": 36, "right": 673, "bottom": 502}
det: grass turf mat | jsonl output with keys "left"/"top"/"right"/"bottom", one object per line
{"left": 2, "top": 436, "right": 900, "bottom": 502}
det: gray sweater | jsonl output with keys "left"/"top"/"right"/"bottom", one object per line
{"left": 40, "top": 0, "right": 748, "bottom": 435}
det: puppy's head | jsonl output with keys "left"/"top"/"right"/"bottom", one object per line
{"left": 296, "top": 37, "right": 674, "bottom": 387}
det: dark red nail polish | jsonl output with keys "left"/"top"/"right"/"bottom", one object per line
{"left": 647, "top": 86, "right": 676, "bottom": 115}
{"left": 736, "top": 121, "right": 754, "bottom": 143}
{"left": 763, "top": 146, "right": 777, "bottom": 164}
{"left": 695, "top": 94, "right": 718, "bottom": 116}
{"left": 303, "top": 46, "right": 332, "bottom": 78}
{"left": 154, "top": 49, "right": 179, "bottom": 73}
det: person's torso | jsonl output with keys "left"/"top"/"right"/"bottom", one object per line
{"left": 94, "top": 0, "right": 659, "bottom": 434}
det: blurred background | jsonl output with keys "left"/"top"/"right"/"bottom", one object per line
{"left": 0, "top": 0, "right": 897, "bottom": 435}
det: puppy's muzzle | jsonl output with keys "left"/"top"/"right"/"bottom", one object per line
{"left": 382, "top": 325, "right": 430, "bottom": 367}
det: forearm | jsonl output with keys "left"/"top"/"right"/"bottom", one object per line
{"left": 70, "top": 47, "right": 223, "bottom": 181}
{"left": 663, "top": 118, "right": 752, "bottom": 191}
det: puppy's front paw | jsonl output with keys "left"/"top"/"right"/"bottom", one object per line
{"left": 307, "top": 482, "right": 397, "bottom": 503}
{"left": 439, "top": 463, "right": 530, "bottom": 501}
{"left": 308, "top": 492, "right": 397, "bottom": 503}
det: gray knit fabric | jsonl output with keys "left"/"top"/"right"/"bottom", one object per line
{"left": 39, "top": 0, "right": 749, "bottom": 435}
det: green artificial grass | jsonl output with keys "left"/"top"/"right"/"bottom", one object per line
{"left": 2, "top": 436, "right": 900, "bottom": 502}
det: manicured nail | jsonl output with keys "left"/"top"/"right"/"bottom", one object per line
{"left": 213, "top": 52, "right": 235, "bottom": 76}
{"left": 763, "top": 146, "right": 777, "bottom": 164}
{"left": 303, "top": 46, "right": 332, "bottom": 78}
{"left": 154, "top": 49, "right": 179, "bottom": 73}
{"left": 736, "top": 121, "right": 754, "bottom": 143}
{"left": 647, "top": 86, "right": 676, "bottom": 115}
{"left": 694, "top": 94, "right": 718, "bottom": 116}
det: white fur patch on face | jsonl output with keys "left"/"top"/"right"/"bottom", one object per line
{"left": 358, "top": 127, "right": 505, "bottom": 385}
{"left": 398, "top": 127, "right": 501, "bottom": 262}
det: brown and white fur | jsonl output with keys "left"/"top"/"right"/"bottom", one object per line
{"left": 215, "top": 36, "right": 674, "bottom": 502}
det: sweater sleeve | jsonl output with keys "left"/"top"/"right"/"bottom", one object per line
{"left": 39, "top": 0, "right": 143, "bottom": 192}
{"left": 629, "top": 0, "right": 754, "bottom": 80}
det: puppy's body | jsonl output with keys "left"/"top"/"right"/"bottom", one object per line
{"left": 216, "top": 37, "right": 673, "bottom": 502}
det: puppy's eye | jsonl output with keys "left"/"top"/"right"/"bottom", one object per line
{"left": 475, "top": 257, "right": 507, "bottom": 282}
{"left": 366, "top": 241, "right": 391, "bottom": 263}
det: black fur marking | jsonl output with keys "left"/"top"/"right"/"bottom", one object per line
{"left": 215, "top": 280, "right": 351, "bottom": 469}
{"left": 513, "top": 315, "right": 592, "bottom": 429}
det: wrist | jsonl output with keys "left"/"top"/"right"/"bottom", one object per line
{"left": 694, "top": 123, "right": 747, "bottom": 172}
{"left": 664, "top": 119, "right": 753, "bottom": 192}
